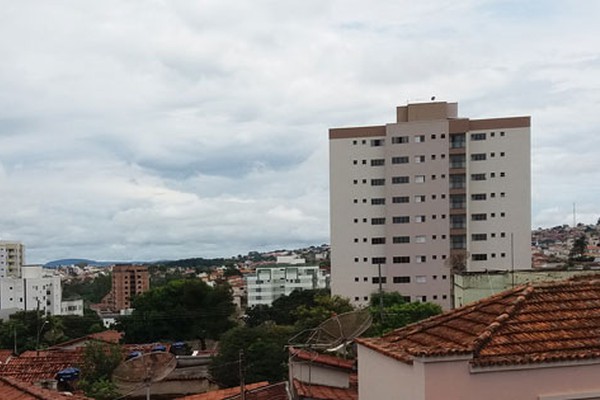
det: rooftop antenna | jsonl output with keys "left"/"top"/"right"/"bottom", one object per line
{"left": 573, "top": 202, "right": 577, "bottom": 227}
{"left": 112, "top": 349, "right": 177, "bottom": 400}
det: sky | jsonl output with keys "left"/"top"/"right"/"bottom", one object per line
{"left": 1, "top": 0, "right": 599, "bottom": 263}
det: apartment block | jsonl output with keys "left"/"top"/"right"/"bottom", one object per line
{"left": 111, "top": 264, "right": 150, "bottom": 311}
{"left": 329, "top": 101, "right": 531, "bottom": 308}
{"left": 0, "top": 241, "right": 25, "bottom": 278}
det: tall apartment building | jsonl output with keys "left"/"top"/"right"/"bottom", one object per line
{"left": 110, "top": 264, "right": 150, "bottom": 311}
{"left": 0, "top": 241, "right": 25, "bottom": 278}
{"left": 329, "top": 101, "right": 531, "bottom": 308}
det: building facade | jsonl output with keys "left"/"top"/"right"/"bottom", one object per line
{"left": 329, "top": 101, "right": 531, "bottom": 308}
{"left": 246, "top": 266, "right": 328, "bottom": 307}
{"left": 0, "top": 266, "right": 62, "bottom": 315}
{"left": 0, "top": 241, "right": 25, "bottom": 278}
{"left": 110, "top": 264, "right": 150, "bottom": 311}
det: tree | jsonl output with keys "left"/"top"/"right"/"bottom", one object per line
{"left": 293, "top": 294, "right": 354, "bottom": 332}
{"left": 62, "top": 273, "right": 112, "bottom": 304}
{"left": 367, "top": 292, "right": 442, "bottom": 336}
{"left": 209, "top": 324, "right": 294, "bottom": 388}
{"left": 570, "top": 235, "right": 589, "bottom": 260}
{"left": 78, "top": 341, "right": 122, "bottom": 400}
{"left": 117, "top": 279, "right": 236, "bottom": 343}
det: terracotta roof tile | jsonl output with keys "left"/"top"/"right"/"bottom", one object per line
{"left": 175, "top": 382, "right": 270, "bottom": 400}
{"left": 356, "top": 276, "right": 600, "bottom": 367}
{"left": 0, "top": 376, "right": 92, "bottom": 399}
{"left": 294, "top": 379, "right": 357, "bottom": 400}
{"left": 289, "top": 348, "right": 355, "bottom": 370}
{"left": 0, "top": 353, "right": 84, "bottom": 383}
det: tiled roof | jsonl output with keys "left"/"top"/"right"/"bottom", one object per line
{"left": 175, "top": 381, "right": 270, "bottom": 399}
{"left": 293, "top": 379, "right": 357, "bottom": 400}
{"left": 0, "top": 376, "right": 91, "bottom": 399}
{"left": 0, "top": 353, "right": 84, "bottom": 383}
{"left": 0, "top": 350, "right": 14, "bottom": 364}
{"left": 357, "top": 276, "right": 600, "bottom": 367}
{"left": 225, "top": 382, "right": 288, "bottom": 400}
{"left": 290, "top": 348, "right": 355, "bottom": 370}
{"left": 49, "top": 330, "right": 122, "bottom": 349}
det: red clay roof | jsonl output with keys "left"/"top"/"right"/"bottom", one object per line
{"left": 290, "top": 348, "right": 354, "bottom": 370}
{"left": 293, "top": 379, "right": 357, "bottom": 400}
{"left": 0, "top": 350, "right": 14, "bottom": 364}
{"left": 175, "top": 382, "right": 270, "bottom": 399}
{"left": 0, "top": 376, "right": 92, "bottom": 399}
{"left": 0, "top": 353, "right": 84, "bottom": 383}
{"left": 357, "top": 276, "right": 600, "bottom": 367}
{"left": 49, "top": 330, "right": 122, "bottom": 349}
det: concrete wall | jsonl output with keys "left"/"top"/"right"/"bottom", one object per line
{"left": 291, "top": 362, "right": 349, "bottom": 389}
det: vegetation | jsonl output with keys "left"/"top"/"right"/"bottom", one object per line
{"left": 117, "top": 279, "right": 236, "bottom": 343}
{"left": 570, "top": 234, "right": 589, "bottom": 260}
{"left": 78, "top": 342, "right": 122, "bottom": 400}
{"left": 367, "top": 292, "right": 442, "bottom": 336}
{"left": 62, "top": 273, "right": 112, "bottom": 304}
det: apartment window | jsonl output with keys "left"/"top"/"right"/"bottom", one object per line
{"left": 353, "top": 179, "right": 358, "bottom": 184}
{"left": 500, "top": 152, "right": 505, "bottom": 157}
{"left": 431, "top": 154, "right": 436, "bottom": 160}
{"left": 414, "top": 155, "right": 425, "bottom": 163}
{"left": 353, "top": 199, "right": 358, "bottom": 204}
{"left": 471, "top": 153, "right": 486, "bottom": 161}
{"left": 372, "top": 257, "right": 386, "bottom": 264}
{"left": 362, "top": 179, "right": 367, "bottom": 184}
{"left": 472, "top": 254, "right": 488, "bottom": 261}
{"left": 393, "top": 216, "right": 410, "bottom": 224}
{"left": 371, "top": 218, "right": 386, "bottom": 225}
{"left": 371, "top": 139, "right": 384, "bottom": 147}
{"left": 415, "top": 135, "right": 425, "bottom": 143}
{"left": 371, "top": 237, "right": 386, "bottom": 245}
{"left": 472, "top": 233, "right": 488, "bottom": 241}
{"left": 371, "top": 198, "right": 385, "bottom": 205}
{"left": 392, "top": 156, "right": 409, "bottom": 164}
{"left": 431, "top": 134, "right": 437, "bottom": 140}
{"left": 500, "top": 131, "right": 505, "bottom": 136}
{"left": 393, "top": 276, "right": 410, "bottom": 283}
{"left": 501, "top": 212, "right": 506, "bottom": 217}
{"left": 415, "top": 215, "right": 426, "bottom": 223}
{"left": 371, "top": 158, "right": 385, "bottom": 166}
{"left": 392, "top": 176, "right": 409, "bottom": 184}
{"left": 471, "top": 173, "right": 486, "bottom": 181}
{"left": 353, "top": 140, "right": 357, "bottom": 145}
{"left": 415, "top": 275, "right": 427, "bottom": 283}
{"left": 371, "top": 178, "right": 385, "bottom": 186}
{"left": 354, "top": 238, "right": 358, "bottom": 243}
{"left": 353, "top": 160, "right": 357, "bottom": 165}
{"left": 372, "top": 276, "right": 387, "bottom": 284}
{"left": 392, "top": 196, "right": 409, "bottom": 204}
{"left": 472, "top": 213, "right": 487, "bottom": 221}
{"left": 414, "top": 195, "right": 426, "bottom": 203}
{"left": 490, "top": 172, "right": 496, "bottom": 178}
{"left": 501, "top": 192, "right": 506, "bottom": 197}
{"left": 471, "top": 133, "right": 486, "bottom": 141}
{"left": 471, "top": 193, "right": 487, "bottom": 201}
{"left": 491, "top": 213, "right": 496, "bottom": 218}
{"left": 415, "top": 175, "right": 425, "bottom": 183}
{"left": 500, "top": 172, "right": 506, "bottom": 177}
{"left": 392, "top": 136, "right": 409, "bottom": 144}
{"left": 393, "top": 236, "right": 410, "bottom": 243}
{"left": 416, "top": 256, "right": 427, "bottom": 263}
{"left": 393, "top": 256, "right": 410, "bottom": 264}
{"left": 415, "top": 235, "right": 426, "bottom": 243}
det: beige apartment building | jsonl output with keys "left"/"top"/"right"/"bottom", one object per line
{"left": 329, "top": 101, "right": 531, "bottom": 308}
{"left": 0, "top": 241, "right": 25, "bottom": 278}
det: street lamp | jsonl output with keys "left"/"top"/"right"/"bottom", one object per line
{"left": 36, "top": 320, "right": 49, "bottom": 356}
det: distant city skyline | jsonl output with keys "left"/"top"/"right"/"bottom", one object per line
{"left": 1, "top": 1, "right": 599, "bottom": 263}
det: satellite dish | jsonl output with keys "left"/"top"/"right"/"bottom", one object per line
{"left": 112, "top": 350, "right": 177, "bottom": 399}
{"left": 289, "top": 309, "right": 372, "bottom": 352}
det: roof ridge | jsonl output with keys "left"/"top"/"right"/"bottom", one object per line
{"left": 472, "top": 284, "right": 535, "bottom": 355}
{"left": 383, "top": 284, "right": 528, "bottom": 342}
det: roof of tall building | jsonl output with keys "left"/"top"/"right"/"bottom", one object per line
{"left": 0, "top": 376, "right": 91, "bottom": 400}
{"left": 356, "top": 275, "right": 600, "bottom": 367}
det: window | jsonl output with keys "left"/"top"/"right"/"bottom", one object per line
{"left": 471, "top": 153, "right": 486, "bottom": 161}
{"left": 414, "top": 195, "right": 426, "bottom": 203}
{"left": 371, "top": 158, "right": 385, "bottom": 166}
{"left": 500, "top": 212, "right": 506, "bottom": 217}
{"left": 353, "top": 179, "right": 358, "bottom": 184}
{"left": 471, "top": 193, "right": 487, "bottom": 201}
{"left": 415, "top": 135, "right": 425, "bottom": 143}
{"left": 471, "top": 133, "right": 486, "bottom": 141}
{"left": 372, "top": 257, "right": 386, "bottom": 264}
{"left": 371, "top": 237, "right": 386, "bottom": 245}
{"left": 415, "top": 175, "right": 425, "bottom": 183}
{"left": 393, "top": 236, "right": 410, "bottom": 243}
{"left": 471, "top": 173, "right": 486, "bottom": 181}
{"left": 500, "top": 131, "right": 505, "bottom": 136}
{"left": 371, "top": 139, "right": 384, "bottom": 147}
{"left": 431, "top": 134, "right": 436, "bottom": 140}
{"left": 392, "top": 176, "right": 409, "bottom": 184}
{"left": 472, "top": 213, "right": 487, "bottom": 221}
{"left": 393, "top": 256, "right": 410, "bottom": 264}
{"left": 472, "top": 254, "right": 488, "bottom": 261}
{"left": 490, "top": 172, "right": 496, "bottom": 178}
{"left": 362, "top": 160, "right": 367, "bottom": 165}
{"left": 371, "top": 218, "right": 386, "bottom": 225}
{"left": 393, "top": 216, "right": 410, "bottom": 224}
{"left": 472, "top": 233, "right": 487, "bottom": 241}
{"left": 500, "top": 172, "right": 505, "bottom": 177}
{"left": 392, "top": 196, "right": 409, "bottom": 203}
{"left": 371, "top": 198, "right": 385, "bottom": 205}
{"left": 371, "top": 178, "right": 385, "bottom": 186}
{"left": 392, "top": 136, "right": 409, "bottom": 144}
{"left": 416, "top": 256, "right": 426, "bottom": 263}
{"left": 415, "top": 235, "right": 426, "bottom": 243}
{"left": 352, "top": 140, "right": 357, "bottom": 145}
{"left": 415, "top": 215, "right": 426, "bottom": 223}
{"left": 415, "top": 275, "right": 427, "bottom": 283}
{"left": 353, "top": 160, "right": 357, "bottom": 165}
{"left": 392, "top": 156, "right": 409, "bottom": 164}
{"left": 393, "top": 276, "right": 410, "bottom": 283}
{"left": 372, "top": 276, "right": 387, "bottom": 284}
{"left": 500, "top": 152, "right": 505, "bottom": 157}
{"left": 414, "top": 155, "right": 425, "bottom": 163}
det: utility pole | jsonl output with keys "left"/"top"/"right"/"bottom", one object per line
{"left": 378, "top": 263, "right": 384, "bottom": 322}
{"left": 239, "top": 350, "right": 246, "bottom": 400}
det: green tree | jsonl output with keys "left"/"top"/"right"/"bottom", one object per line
{"left": 570, "top": 235, "right": 589, "bottom": 260}
{"left": 209, "top": 324, "right": 294, "bottom": 388}
{"left": 367, "top": 292, "right": 442, "bottom": 336}
{"left": 0, "top": 311, "right": 66, "bottom": 352}
{"left": 117, "top": 279, "right": 236, "bottom": 343}
{"left": 78, "top": 342, "right": 122, "bottom": 400}
{"left": 294, "top": 294, "right": 354, "bottom": 332}
{"left": 62, "top": 273, "right": 112, "bottom": 304}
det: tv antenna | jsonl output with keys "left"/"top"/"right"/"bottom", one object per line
{"left": 112, "top": 349, "right": 177, "bottom": 400}
{"left": 288, "top": 309, "right": 372, "bottom": 354}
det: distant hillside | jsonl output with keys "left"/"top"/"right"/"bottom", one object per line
{"left": 44, "top": 259, "right": 148, "bottom": 268}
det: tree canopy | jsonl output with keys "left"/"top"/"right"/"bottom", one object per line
{"left": 78, "top": 341, "right": 122, "bottom": 400}
{"left": 367, "top": 292, "right": 442, "bottom": 336}
{"left": 117, "top": 279, "right": 236, "bottom": 343}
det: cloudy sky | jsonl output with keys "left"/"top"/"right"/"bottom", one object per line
{"left": 1, "top": 1, "right": 599, "bottom": 263}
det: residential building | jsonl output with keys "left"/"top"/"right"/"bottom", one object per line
{"left": 0, "top": 265, "right": 62, "bottom": 315}
{"left": 329, "top": 101, "right": 531, "bottom": 307}
{"left": 109, "top": 264, "right": 150, "bottom": 311}
{"left": 0, "top": 241, "right": 25, "bottom": 278}
{"left": 356, "top": 276, "right": 600, "bottom": 400}
{"left": 246, "top": 266, "right": 328, "bottom": 307}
